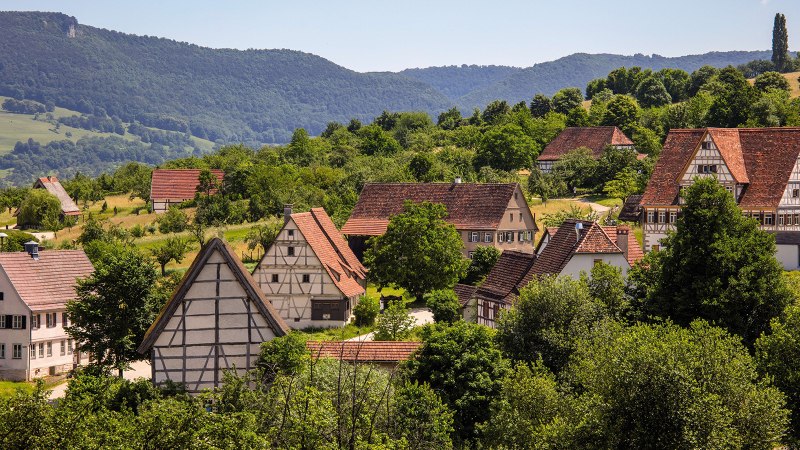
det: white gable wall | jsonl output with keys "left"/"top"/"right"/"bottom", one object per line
{"left": 560, "top": 253, "right": 630, "bottom": 279}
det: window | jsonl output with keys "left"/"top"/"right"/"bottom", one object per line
{"left": 519, "top": 231, "right": 525, "bottom": 241}
{"left": 287, "top": 246, "right": 295, "bottom": 256}
{"left": 470, "top": 232, "right": 479, "bottom": 242}
{"left": 13, "top": 344, "right": 22, "bottom": 360}
{"left": 793, "top": 189, "right": 800, "bottom": 198}
{"left": 32, "top": 314, "right": 40, "bottom": 329}
{"left": 30, "top": 345, "right": 36, "bottom": 359}
{"left": 38, "top": 343, "right": 44, "bottom": 358}
{"left": 780, "top": 214, "right": 785, "bottom": 226}
{"left": 507, "top": 231, "right": 514, "bottom": 242}
{"left": 669, "top": 211, "right": 677, "bottom": 224}
{"left": 302, "top": 274, "right": 310, "bottom": 283}
{"left": 311, "top": 300, "right": 345, "bottom": 321}
{"left": 527, "top": 230, "right": 533, "bottom": 241}
{"left": 46, "top": 342, "right": 52, "bottom": 357}
{"left": 659, "top": 211, "right": 666, "bottom": 224}
{"left": 68, "top": 340, "right": 73, "bottom": 355}
{"left": 62, "top": 313, "right": 68, "bottom": 328}
{"left": 0, "top": 316, "right": 5, "bottom": 329}
{"left": 647, "top": 211, "right": 654, "bottom": 223}
{"left": 498, "top": 232, "right": 505, "bottom": 243}
{"left": 12, "top": 315, "right": 24, "bottom": 329}
{"left": 271, "top": 274, "right": 279, "bottom": 283}
{"left": 701, "top": 141, "right": 712, "bottom": 149}
{"left": 288, "top": 229, "right": 295, "bottom": 238}
{"left": 484, "top": 232, "right": 492, "bottom": 243}
{"left": 0, "top": 344, "right": 4, "bottom": 359}
{"left": 46, "top": 313, "right": 56, "bottom": 328}
{"left": 60, "top": 340, "right": 65, "bottom": 356}
{"left": 0, "top": 292, "right": 4, "bottom": 300}
{"left": 468, "top": 251, "right": 475, "bottom": 259}
{"left": 765, "top": 214, "right": 774, "bottom": 226}
{"left": 509, "top": 213, "right": 513, "bottom": 222}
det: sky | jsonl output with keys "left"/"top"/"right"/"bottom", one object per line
{"left": 2, "top": 0, "right": 800, "bottom": 72}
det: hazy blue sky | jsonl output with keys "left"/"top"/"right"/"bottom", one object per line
{"left": 3, "top": 0, "right": 800, "bottom": 72}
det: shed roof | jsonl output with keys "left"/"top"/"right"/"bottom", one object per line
{"left": 150, "top": 169, "right": 224, "bottom": 201}
{"left": 342, "top": 182, "right": 524, "bottom": 236}
{"left": 0, "top": 250, "right": 93, "bottom": 310}
{"left": 617, "top": 194, "right": 643, "bottom": 222}
{"left": 473, "top": 250, "right": 537, "bottom": 305}
{"left": 306, "top": 341, "right": 421, "bottom": 363}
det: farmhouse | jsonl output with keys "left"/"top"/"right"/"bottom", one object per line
{"left": 32, "top": 176, "right": 81, "bottom": 218}
{"left": 306, "top": 341, "right": 421, "bottom": 370}
{"left": 138, "top": 238, "right": 289, "bottom": 393}
{"left": 150, "top": 168, "right": 224, "bottom": 213}
{"left": 640, "top": 127, "right": 800, "bottom": 270}
{"left": 253, "top": 207, "right": 367, "bottom": 329}
{"left": 461, "top": 220, "right": 642, "bottom": 328}
{"left": 536, "top": 126, "right": 636, "bottom": 173}
{"left": 341, "top": 181, "right": 537, "bottom": 260}
{"left": 0, "top": 246, "right": 93, "bottom": 381}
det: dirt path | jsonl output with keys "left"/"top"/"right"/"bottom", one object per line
{"left": 48, "top": 360, "right": 152, "bottom": 399}
{"left": 347, "top": 307, "right": 433, "bottom": 342}
{"left": 571, "top": 198, "right": 612, "bottom": 213}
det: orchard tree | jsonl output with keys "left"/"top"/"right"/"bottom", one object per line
{"left": 150, "top": 236, "right": 191, "bottom": 276}
{"left": 365, "top": 201, "right": 467, "bottom": 301}
{"left": 373, "top": 300, "right": 415, "bottom": 341}
{"left": 643, "top": 177, "right": 792, "bottom": 345}
{"left": 66, "top": 245, "right": 159, "bottom": 377}
{"left": 551, "top": 147, "right": 598, "bottom": 192}
{"left": 425, "top": 289, "right": 462, "bottom": 324}
{"left": 17, "top": 189, "right": 62, "bottom": 229}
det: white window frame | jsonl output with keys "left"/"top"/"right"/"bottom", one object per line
{"left": 38, "top": 342, "right": 44, "bottom": 358}
{"left": 0, "top": 343, "right": 5, "bottom": 359}
{"left": 46, "top": 313, "right": 56, "bottom": 328}
{"left": 30, "top": 345, "right": 36, "bottom": 359}
{"left": 659, "top": 211, "right": 666, "bottom": 223}
{"left": 13, "top": 344, "right": 22, "bottom": 360}
{"left": 647, "top": 211, "right": 654, "bottom": 223}
{"left": 498, "top": 232, "right": 505, "bottom": 243}
{"left": 60, "top": 340, "right": 66, "bottom": 356}
{"left": 470, "top": 232, "right": 479, "bottom": 242}
{"left": 12, "top": 315, "right": 23, "bottom": 329}
{"left": 669, "top": 211, "right": 677, "bottom": 224}
{"left": 765, "top": 213, "right": 774, "bottom": 226}
{"left": 483, "top": 232, "right": 492, "bottom": 243}
{"left": 32, "top": 314, "right": 39, "bottom": 329}
{"left": 62, "top": 312, "right": 68, "bottom": 328}
{"left": 68, "top": 339, "right": 74, "bottom": 355}
{"left": 288, "top": 229, "right": 295, "bottom": 238}
{"left": 46, "top": 342, "right": 52, "bottom": 357}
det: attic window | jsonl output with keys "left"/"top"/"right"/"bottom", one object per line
{"left": 302, "top": 274, "right": 310, "bottom": 283}
{"left": 701, "top": 141, "right": 713, "bottom": 150}
{"left": 697, "top": 165, "right": 718, "bottom": 174}
{"left": 288, "top": 229, "right": 295, "bottom": 238}
{"left": 271, "top": 274, "right": 279, "bottom": 283}
{"left": 287, "top": 246, "right": 295, "bottom": 256}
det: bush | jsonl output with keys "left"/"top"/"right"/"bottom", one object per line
{"left": 129, "top": 224, "right": 145, "bottom": 238}
{"left": 157, "top": 206, "right": 188, "bottom": 234}
{"left": 17, "top": 189, "right": 63, "bottom": 229}
{"left": 353, "top": 295, "right": 379, "bottom": 327}
{"left": 374, "top": 301, "right": 415, "bottom": 341}
{"left": 425, "top": 289, "right": 461, "bottom": 324}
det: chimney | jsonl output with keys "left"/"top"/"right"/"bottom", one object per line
{"left": 616, "top": 225, "right": 630, "bottom": 261}
{"left": 574, "top": 222, "right": 583, "bottom": 243}
{"left": 454, "top": 176, "right": 462, "bottom": 184}
{"left": 24, "top": 241, "right": 39, "bottom": 261}
{"left": 283, "top": 204, "right": 293, "bottom": 226}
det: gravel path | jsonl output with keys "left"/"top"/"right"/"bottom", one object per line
{"left": 48, "top": 360, "right": 152, "bottom": 399}
{"left": 347, "top": 307, "right": 433, "bottom": 342}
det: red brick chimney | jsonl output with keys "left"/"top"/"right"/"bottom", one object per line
{"left": 616, "top": 225, "right": 629, "bottom": 261}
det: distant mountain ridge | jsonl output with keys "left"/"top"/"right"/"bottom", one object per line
{"left": 0, "top": 11, "right": 776, "bottom": 144}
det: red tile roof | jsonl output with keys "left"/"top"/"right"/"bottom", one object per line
{"left": 342, "top": 182, "right": 523, "bottom": 236}
{"left": 642, "top": 128, "right": 800, "bottom": 209}
{"left": 537, "top": 126, "right": 634, "bottom": 161}
{"left": 307, "top": 341, "right": 421, "bottom": 363}
{"left": 150, "top": 169, "right": 224, "bottom": 201}
{"left": 617, "top": 195, "right": 643, "bottom": 222}
{"left": 0, "top": 250, "right": 93, "bottom": 310}
{"left": 602, "top": 225, "right": 644, "bottom": 266}
{"left": 33, "top": 176, "right": 80, "bottom": 215}
{"left": 474, "top": 250, "right": 537, "bottom": 305}
{"left": 293, "top": 208, "right": 366, "bottom": 298}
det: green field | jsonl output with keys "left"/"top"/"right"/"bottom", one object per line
{"left": 0, "top": 96, "right": 216, "bottom": 155}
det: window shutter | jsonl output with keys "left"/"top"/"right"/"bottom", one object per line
{"left": 4, "top": 315, "right": 10, "bottom": 329}
{"left": 21, "top": 315, "right": 26, "bottom": 329}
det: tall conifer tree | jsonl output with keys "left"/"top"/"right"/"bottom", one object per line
{"left": 772, "top": 13, "right": 789, "bottom": 72}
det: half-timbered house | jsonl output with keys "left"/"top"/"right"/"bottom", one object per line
{"left": 253, "top": 207, "right": 366, "bottom": 329}
{"left": 138, "top": 238, "right": 289, "bottom": 393}
{"left": 640, "top": 127, "right": 800, "bottom": 269}
{"left": 536, "top": 126, "right": 637, "bottom": 173}
{"left": 341, "top": 181, "right": 538, "bottom": 260}
{"left": 31, "top": 176, "right": 81, "bottom": 218}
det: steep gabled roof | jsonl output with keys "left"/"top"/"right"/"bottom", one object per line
{"left": 454, "top": 283, "right": 477, "bottom": 307}
{"left": 618, "top": 194, "right": 643, "bottom": 222}
{"left": 33, "top": 176, "right": 80, "bottom": 215}
{"left": 138, "top": 238, "right": 289, "bottom": 353}
{"left": 474, "top": 250, "right": 537, "bottom": 305}
{"left": 341, "top": 182, "right": 522, "bottom": 236}
{"left": 537, "top": 126, "right": 634, "bottom": 161}
{"left": 292, "top": 208, "right": 366, "bottom": 298}
{"left": 150, "top": 169, "right": 224, "bottom": 200}
{"left": 0, "top": 250, "right": 93, "bottom": 310}
{"left": 306, "top": 341, "right": 421, "bottom": 363}
{"left": 642, "top": 128, "right": 800, "bottom": 209}
{"left": 521, "top": 220, "right": 622, "bottom": 286}
{"left": 602, "top": 226, "right": 645, "bottom": 267}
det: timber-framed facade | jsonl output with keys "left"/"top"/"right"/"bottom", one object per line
{"left": 138, "top": 238, "right": 289, "bottom": 393}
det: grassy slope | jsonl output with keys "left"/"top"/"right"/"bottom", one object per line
{"left": 747, "top": 72, "right": 800, "bottom": 97}
{"left": 0, "top": 96, "right": 216, "bottom": 155}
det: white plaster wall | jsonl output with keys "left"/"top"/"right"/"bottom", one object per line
{"left": 560, "top": 253, "right": 630, "bottom": 279}
{"left": 0, "top": 271, "right": 30, "bottom": 379}
{"left": 777, "top": 244, "right": 800, "bottom": 271}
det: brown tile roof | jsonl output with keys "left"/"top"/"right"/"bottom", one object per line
{"left": 617, "top": 195, "right": 643, "bottom": 222}
{"left": 293, "top": 208, "right": 366, "bottom": 298}
{"left": 521, "top": 220, "right": 623, "bottom": 286}
{"left": 602, "top": 225, "right": 644, "bottom": 266}
{"left": 454, "top": 283, "right": 477, "bottom": 307}
{"left": 537, "top": 126, "right": 634, "bottom": 161}
{"left": 33, "top": 176, "right": 80, "bottom": 215}
{"left": 474, "top": 250, "right": 537, "bottom": 305}
{"left": 0, "top": 250, "right": 93, "bottom": 310}
{"left": 306, "top": 341, "right": 421, "bottom": 363}
{"left": 641, "top": 129, "right": 706, "bottom": 206}
{"left": 139, "top": 238, "right": 289, "bottom": 353}
{"left": 150, "top": 169, "right": 224, "bottom": 201}
{"left": 341, "top": 182, "right": 525, "bottom": 236}
{"left": 642, "top": 128, "right": 800, "bottom": 209}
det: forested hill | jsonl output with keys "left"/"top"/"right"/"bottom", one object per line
{"left": 0, "top": 12, "right": 452, "bottom": 144}
{"left": 406, "top": 51, "right": 774, "bottom": 110}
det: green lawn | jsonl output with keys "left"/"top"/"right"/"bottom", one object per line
{"left": 0, "top": 378, "right": 63, "bottom": 398}
{"left": 297, "top": 324, "right": 375, "bottom": 341}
